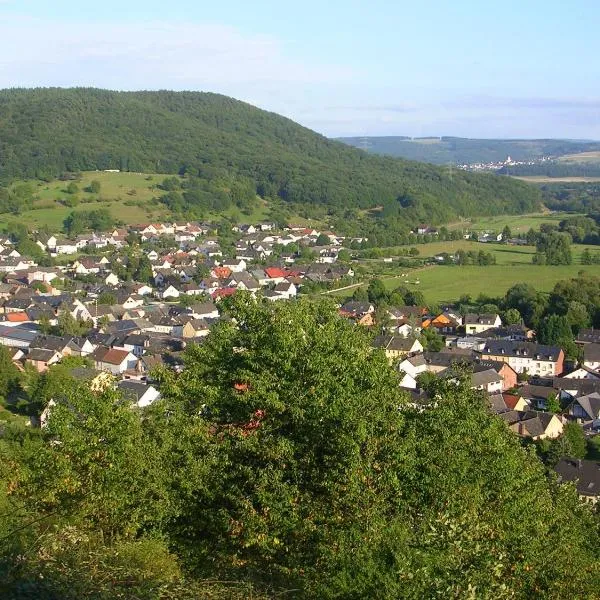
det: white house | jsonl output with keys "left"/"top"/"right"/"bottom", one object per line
{"left": 93, "top": 347, "right": 138, "bottom": 375}
{"left": 117, "top": 380, "right": 161, "bottom": 408}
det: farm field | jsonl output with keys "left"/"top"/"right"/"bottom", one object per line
{"left": 393, "top": 239, "right": 598, "bottom": 266}
{"left": 378, "top": 264, "right": 600, "bottom": 305}
{"left": 512, "top": 176, "right": 600, "bottom": 183}
{"left": 448, "top": 212, "right": 570, "bottom": 234}
{"left": 558, "top": 151, "right": 600, "bottom": 164}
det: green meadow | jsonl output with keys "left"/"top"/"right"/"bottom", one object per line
{"left": 0, "top": 171, "right": 309, "bottom": 231}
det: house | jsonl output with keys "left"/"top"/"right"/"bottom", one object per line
{"left": 54, "top": 240, "right": 78, "bottom": 255}
{"left": 117, "top": 380, "right": 161, "bottom": 408}
{"left": 566, "top": 392, "right": 600, "bottom": 430}
{"left": 464, "top": 313, "right": 502, "bottom": 335}
{"left": 93, "top": 346, "right": 138, "bottom": 375}
{"left": 373, "top": 335, "right": 423, "bottom": 363}
{"left": 577, "top": 328, "right": 600, "bottom": 345}
{"left": 189, "top": 302, "right": 219, "bottom": 320}
{"left": 562, "top": 366, "right": 600, "bottom": 380}
{"left": 500, "top": 410, "right": 564, "bottom": 440}
{"left": 398, "top": 353, "right": 428, "bottom": 389}
{"left": 422, "top": 312, "right": 462, "bottom": 334}
{"left": 223, "top": 259, "right": 246, "bottom": 273}
{"left": 583, "top": 343, "right": 600, "bottom": 371}
{"left": 555, "top": 458, "right": 600, "bottom": 504}
{"left": 478, "top": 341, "right": 564, "bottom": 377}
{"left": 104, "top": 272, "right": 120, "bottom": 287}
{"left": 0, "top": 324, "right": 38, "bottom": 348}
{"left": 273, "top": 281, "right": 297, "bottom": 299}
{"left": 470, "top": 368, "right": 504, "bottom": 394}
{"left": 69, "top": 367, "right": 113, "bottom": 391}
{"left": 159, "top": 285, "right": 180, "bottom": 299}
{"left": 25, "top": 348, "right": 61, "bottom": 372}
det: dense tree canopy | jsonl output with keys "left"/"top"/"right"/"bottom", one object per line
{"left": 1, "top": 295, "right": 598, "bottom": 598}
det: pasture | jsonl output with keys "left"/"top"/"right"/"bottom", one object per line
{"left": 558, "top": 151, "right": 600, "bottom": 164}
{"left": 0, "top": 171, "right": 285, "bottom": 231}
{"left": 379, "top": 264, "right": 600, "bottom": 305}
{"left": 449, "top": 212, "right": 568, "bottom": 234}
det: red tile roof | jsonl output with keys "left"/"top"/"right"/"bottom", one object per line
{"left": 6, "top": 312, "right": 28, "bottom": 322}
{"left": 264, "top": 267, "right": 286, "bottom": 279}
{"left": 99, "top": 348, "right": 131, "bottom": 365}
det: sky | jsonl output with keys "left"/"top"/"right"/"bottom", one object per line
{"left": 0, "top": 0, "right": 599, "bottom": 139}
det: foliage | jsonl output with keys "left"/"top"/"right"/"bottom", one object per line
{"left": 420, "top": 326, "right": 445, "bottom": 351}
{"left": 2, "top": 296, "right": 599, "bottom": 597}
{"left": 533, "top": 231, "right": 572, "bottom": 265}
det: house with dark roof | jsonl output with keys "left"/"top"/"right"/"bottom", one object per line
{"left": 25, "top": 348, "right": 61, "bottom": 372}
{"left": 566, "top": 392, "right": 600, "bottom": 430}
{"left": 464, "top": 313, "right": 501, "bottom": 335}
{"left": 583, "top": 343, "right": 600, "bottom": 371}
{"left": 373, "top": 335, "right": 423, "bottom": 363}
{"left": 477, "top": 340, "right": 564, "bottom": 377}
{"left": 555, "top": 458, "right": 600, "bottom": 503}
{"left": 117, "top": 380, "right": 161, "bottom": 407}
{"left": 499, "top": 410, "right": 564, "bottom": 440}
{"left": 577, "top": 328, "right": 600, "bottom": 345}
{"left": 92, "top": 346, "right": 138, "bottom": 375}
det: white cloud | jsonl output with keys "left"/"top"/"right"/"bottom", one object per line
{"left": 0, "top": 17, "right": 356, "bottom": 93}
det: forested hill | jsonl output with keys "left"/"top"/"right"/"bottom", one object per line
{"left": 0, "top": 88, "right": 540, "bottom": 225}
{"left": 338, "top": 136, "right": 600, "bottom": 165}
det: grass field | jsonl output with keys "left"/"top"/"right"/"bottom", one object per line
{"left": 450, "top": 212, "right": 568, "bottom": 235}
{"left": 332, "top": 239, "right": 600, "bottom": 305}
{"left": 378, "top": 264, "right": 600, "bottom": 304}
{"left": 558, "top": 151, "right": 600, "bottom": 164}
{"left": 512, "top": 176, "right": 600, "bottom": 183}
{"left": 0, "top": 171, "right": 325, "bottom": 232}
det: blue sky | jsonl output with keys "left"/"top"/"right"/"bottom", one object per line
{"left": 0, "top": 0, "right": 599, "bottom": 138}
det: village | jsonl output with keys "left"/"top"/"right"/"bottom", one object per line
{"left": 0, "top": 218, "right": 598, "bottom": 502}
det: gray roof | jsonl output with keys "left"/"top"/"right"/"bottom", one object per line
{"left": 464, "top": 313, "right": 499, "bottom": 325}
{"left": 471, "top": 369, "right": 502, "bottom": 387}
{"left": 479, "top": 340, "right": 561, "bottom": 361}
{"left": 117, "top": 380, "right": 155, "bottom": 401}
{"left": 583, "top": 343, "right": 600, "bottom": 363}
{"left": 555, "top": 458, "right": 600, "bottom": 497}
{"left": 577, "top": 329, "right": 600, "bottom": 344}
{"left": 571, "top": 392, "right": 600, "bottom": 420}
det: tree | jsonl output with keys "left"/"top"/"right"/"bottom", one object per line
{"left": 501, "top": 225, "right": 512, "bottom": 240}
{"left": 38, "top": 315, "right": 52, "bottom": 335}
{"left": 503, "top": 308, "right": 523, "bottom": 325}
{"left": 337, "top": 248, "right": 351, "bottom": 262}
{"left": 367, "top": 278, "right": 387, "bottom": 304}
{"left": 534, "top": 231, "right": 572, "bottom": 265}
{"left": 134, "top": 255, "right": 153, "bottom": 283}
{"left": 87, "top": 179, "right": 101, "bottom": 194}
{"left": 562, "top": 422, "right": 587, "bottom": 459}
{"left": 156, "top": 294, "right": 408, "bottom": 593}
{"left": 420, "top": 326, "right": 444, "bottom": 351}
{"left": 546, "top": 393, "right": 561, "bottom": 414}
{"left": 0, "top": 345, "right": 20, "bottom": 400}
{"left": 315, "top": 233, "right": 330, "bottom": 246}
{"left": 97, "top": 292, "right": 116, "bottom": 305}
{"left": 65, "top": 182, "right": 79, "bottom": 194}
{"left": 404, "top": 289, "right": 425, "bottom": 306}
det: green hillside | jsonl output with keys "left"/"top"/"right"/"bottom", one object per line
{"left": 0, "top": 89, "right": 540, "bottom": 236}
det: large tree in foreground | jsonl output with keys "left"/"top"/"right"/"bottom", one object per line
{"left": 2, "top": 294, "right": 599, "bottom": 598}
{"left": 159, "top": 294, "right": 600, "bottom": 598}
